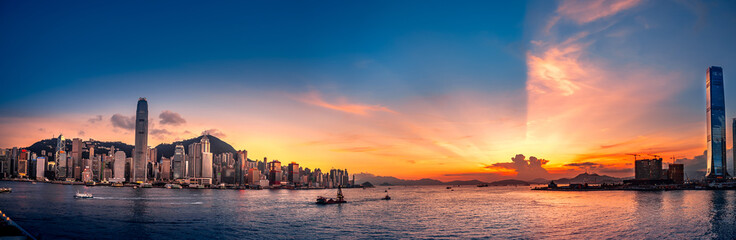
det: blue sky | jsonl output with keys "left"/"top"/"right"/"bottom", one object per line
{"left": 1, "top": 0, "right": 736, "bottom": 180}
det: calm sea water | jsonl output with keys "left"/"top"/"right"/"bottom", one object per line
{"left": 1, "top": 181, "right": 736, "bottom": 239}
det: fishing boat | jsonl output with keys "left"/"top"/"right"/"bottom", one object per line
{"left": 316, "top": 186, "right": 347, "bottom": 204}
{"left": 382, "top": 189, "right": 391, "bottom": 200}
{"left": 74, "top": 191, "right": 93, "bottom": 199}
{"left": 0, "top": 188, "right": 11, "bottom": 193}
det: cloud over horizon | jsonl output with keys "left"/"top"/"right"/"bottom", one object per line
{"left": 159, "top": 110, "right": 186, "bottom": 126}
{"left": 110, "top": 114, "right": 135, "bottom": 130}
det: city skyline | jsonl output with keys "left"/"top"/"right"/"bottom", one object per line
{"left": 1, "top": 0, "right": 736, "bottom": 182}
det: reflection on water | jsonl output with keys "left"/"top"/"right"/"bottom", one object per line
{"left": 2, "top": 181, "right": 736, "bottom": 239}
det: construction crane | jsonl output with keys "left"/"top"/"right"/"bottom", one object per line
{"left": 669, "top": 155, "right": 683, "bottom": 165}
{"left": 648, "top": 154, "right": 661, "bottom": 160}
{"left": 626, "top": 153, "right": 640, "bottom": 160}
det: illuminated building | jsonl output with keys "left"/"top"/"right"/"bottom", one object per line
{"left": 133, "top": 97, "right": 149, "bottom": 182}
{"left": 706, "top": 66, "right": 728, "bottom": 178}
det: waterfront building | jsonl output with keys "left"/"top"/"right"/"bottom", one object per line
{"left": 202, "top": 152, "right": 213, "bottom": 179}
{"left": 288, "top": 162, "right": 300, "bottom": 185}
{"left": 236, "top": 150, "right": 247, "bottom": 185}
{"left": 35, "top": 157, "right": 46, "bottom": 181}
{"left": 55, "top": 134, "right": 65, "bottom": 178}
{"left": 17, "top": 150, "right": 28, "bottom": 178}
{"left": 71, "top": 138, "right": 82, "bottom": 179}
{"left": 268, "top": 160, "right": 282, "bottom": 185}
{"left": 172, "top": 144, "right": 185, "bottom": 179}
{"left": 160, "top": 157, "right": 171, "bottom": 181}
{"left": 82, "top": 167, "right": 92, "bottom": 182}
{"left": 706, "top": 66, "right": 728, "bottom": 178}
{"left": 111, "top": 151, "right": 126, "bottom": 183}
{"left": 187, "top": 142, "right": 202, "bottom": 178}
{"left": 635, "top": 158, "right": 663, "bottom": 180}
{"left": 133, "top": 97, "right": 149, "bottom": 182}
{"left": 248, "top": 168, "right": 260, "bottom": 185}
{"left": 668, "top": 164, "right": 684, "bottom": 184}
{"left": 733, "top": 118, "right": 735, "bottom": 176}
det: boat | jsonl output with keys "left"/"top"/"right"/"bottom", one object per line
{"left": 0, "top": 188, "right": 11, "bottom": 193}
{"left": 316, "top": 186, "right": 347, "bottom": 204}
{"left": 85, "top": 181, "right": 96, "bottom": 186}
{"left": 382, "top": 195, "right": 391, "bottom": 200}
{"left": 477, "top": 184, "right": 489, "bottom": 187}
{"left": 74, "top": 191, "right": 93, "bottom": 199}
{"left": 139, "top": 183, "right": 152, "bottom": 188}
{"left": 165, "top": 184, "right": 183, "bottom": 189}
{"left": 111, "top": 183, "right": 124, "bottom": 187}
{"left": 446, "top": 186, "right": 452, "bottom": 189}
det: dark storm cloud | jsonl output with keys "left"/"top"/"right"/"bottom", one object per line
{"left": 110, "top": 114, "right": 135, "bottom": 130}
{"left": 159, "top": 110, "right": 186, "bottom": 126}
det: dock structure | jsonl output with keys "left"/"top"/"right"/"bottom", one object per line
{"left": 0, "top": 209, "right": 37, "bottom": 240}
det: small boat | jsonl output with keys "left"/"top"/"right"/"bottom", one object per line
{"left": 74, "top": 191, "right": 93, "bottom": 199}
{"left": 111, "top": 183, "right": 124, "bottom": 187}
{"left": 140, "top": 183, "right": 153, "bottom": 188}
{"left": 0, "top": 188, "right": 11, "bottom": 193}
{"left": 316, "top": 186, "right": 347, "bottom": 204}
{"left": 446, "top": 186, "right": 452, "bottom": 189}
{"left": 382, "top": 195, "right": 391, "bottom": 200}
{"left": 477, "top": 184, "right": 489, "bottom": 187}
{"left": 85, "top": 181, "right": 96, "bottom": 186}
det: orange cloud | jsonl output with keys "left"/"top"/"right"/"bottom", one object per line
{"left": 296, "top": 91, "right": 395, "bottom": 115}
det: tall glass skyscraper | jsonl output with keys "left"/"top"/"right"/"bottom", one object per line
{"left": 133, "top": 98, "right": 148, "bottom": 182}
{"left": 706, "top": 66, "right": 727, "bottom": 178}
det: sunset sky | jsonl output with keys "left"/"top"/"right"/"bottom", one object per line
{"left": 1, "top": 0, "right": 735, "bottom": 181}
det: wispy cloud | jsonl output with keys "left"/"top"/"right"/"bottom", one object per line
{"left": 556, "top": 0, "right": 642, "bottom": 25}
{"left": 296, "top": 91, "right": 395, "bottom": 116}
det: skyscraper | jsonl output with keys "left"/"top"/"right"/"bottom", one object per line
{"left": 71, "top": 138, "right": 82, "bottom": 179}
{"left": 201, "top": 135, "right": 213, "bottom": 179}
{"left": 55, "top": 134, "right": 65, "bottom": 178}
{"left": 733, "top": 118, "right": 735, "bottom": 176}
{"left": 111, "top": 150, "right": 126, "bottom": 183}
{"left": 706, "top": 66, "right": 728, "bottom": 178}
{"left": 133, "top": 98, "right": 148, "bottom": 182}
{"left": 172, "top": 144, "right": 185, "bottom": 179}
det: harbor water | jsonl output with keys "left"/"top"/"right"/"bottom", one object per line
{"left": 1, "top": 181, "right": 736, "bottom": 239}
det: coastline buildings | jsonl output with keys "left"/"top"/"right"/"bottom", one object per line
{"left": 706, "top": 66, "right": 728, "bottom": 178}
{"left": 133, "top": 98, "right": 148, "bottom": 182}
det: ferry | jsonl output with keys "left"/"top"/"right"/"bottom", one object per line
{"left": 111, "top": 183, "right": 124, "bottom": 187}
{"left": 0, "top": 188, "right": 11, "bottom": 193}
{"left": 74, "top": 191, "right": 93, "bottom": 199}
{"left": 165, "top": 184, "right": 183, "bottom": 189}
{"left": 316, "top": 186, "right": 347, "bottom": 204}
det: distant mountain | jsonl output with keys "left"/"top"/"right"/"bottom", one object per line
{"left": 154, "top": 135, "right": 237, "bottom": 160}
{"left": 354, "top": 173, "right": 444, "bottom": 186}
{"left": 25, "top": 138, "right": 134, "bottom": 159}
{"left": 355, "top": 172, "right": 625, "bottom": 187}
{"left": 446, "top": 180, "right": 486, "bottom": 185}
{"left": 488, "top": 179, "right": 530, "bottom": 186}
{"left": 552, "top": 173, "right": 623, "bottom": 184}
